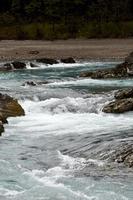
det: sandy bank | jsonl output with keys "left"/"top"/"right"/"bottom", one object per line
{"left": 0, "top": 39, "right": 133, "bottom": 61}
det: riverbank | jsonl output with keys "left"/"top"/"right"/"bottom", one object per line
{"left": 0, "top": 39, "right": 133, "bottom": 62}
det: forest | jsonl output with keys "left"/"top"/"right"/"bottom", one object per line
{"left": 0, "top": 0, "right": 133, "bottom": 39}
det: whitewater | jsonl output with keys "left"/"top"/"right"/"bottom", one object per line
{"left": 0, "top": 61, "right": 132, "bottom": 200}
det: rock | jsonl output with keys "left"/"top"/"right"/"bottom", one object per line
{"left": 0, "top": 93, "right": 25, "bottom": 119}
{"left": 30, "top": 63, "right": 40, "bottom": 68}
{"left": 36, "top": 58, "right": 58, "bottom": 65}
{"left": 12, "top": 61, "right": 26, "bottom": 69}
{"left": 0, "top": 121, "right": 4, "bottom": 135}
{"left": 61, "top": 57, "right": 76, "bottom": 63}
{"left": 0, "top": 93, "right": 25, "bottom": 134}
{"left": 0, "top": 62, "right": 26, "bottom": 72}
{"left": 3, "top": 63, "right": 13, "bottom": 70}
{"left": 22, "top": 81, "right": 37, "bottom": 86}
{"left": 80, "top": 51, "right": 133, "bottom": 79}
{"left": 103, "top": 98, "right": 133, "bottom": 113}
{"left": 0, "top": 113, "right": 8, "bottom": 123}
{"left": 115, "top": 88, "right": 133, "bottom": 99}
{"left": 22, "top": 80, "right": 49, "bottom": 86}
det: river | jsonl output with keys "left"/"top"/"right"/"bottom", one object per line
{"left": 0, "top": 61, "right": 132, "bottom": 200}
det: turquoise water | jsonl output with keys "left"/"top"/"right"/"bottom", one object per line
{"left": 0, "top": 61, "right": 132, "bottom": 200}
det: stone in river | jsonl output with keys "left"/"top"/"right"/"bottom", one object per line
{"left": 12, "top": 61, "right": 26, "bottom": 69}
{"left": 103, "top": 98, "right": 133, "bottom": 113}
{"left": 115, "top": 88, "right": 133, "bottom": 99}
{"left": 36, "top": 58, "right": 58, "bottom": 65}
{"left": 60, "top": 57, "right": 76, "bottom": 63}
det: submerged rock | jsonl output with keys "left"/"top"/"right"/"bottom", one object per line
{"left": 22, "top": 80, "right": 49, "bottom": 86}
{"left": 61, "top": 57, "right": 76, "bottom": 63}
{"left": 36, "top": 58, "right": 58, "bottom": 65}
{"left": 112, "top": 144, "right": 133, "bottom": 168}
{"left": 103, "top": 98, "right": 133, "bottom": 113}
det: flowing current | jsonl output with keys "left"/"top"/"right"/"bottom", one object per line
{"left": 0, "top": 61, "right": 133, "bottom": 200}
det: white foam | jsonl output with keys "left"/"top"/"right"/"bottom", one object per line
{"left": 48, "top": 78, "right": 133, "bottom": 88}
{"left": 25, "top": 61, "right": 118, "bottom": 70}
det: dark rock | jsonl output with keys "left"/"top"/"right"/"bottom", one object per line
{"left": 103, "top": 98, "right": 133, "bottom": 113}
{"left": 115, "top": 88, "right": 133, "bottom": 99}
{"left": 0, "top": 63, "right": 13, "bottom": 71}
{"left": 12, "top": 61, "right": 26, "bottom": 69}
{"left": 22, "top": 81, "right": 37, "bottom": 86}
{"left": 22, "top": 80, "right": 49, "bottom": 86}
{"left": 0, "top": 121, "right": 4, "bottom": 135}
{"left": 30, "top": 63, "right": 40, "bottom": 68}
{"left": 36, "top": 58, "right": 58, "bottom": 65}
{"left": 61, "top": 57, "right": 76, "bottom": 63}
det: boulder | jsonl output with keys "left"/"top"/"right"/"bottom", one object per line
{"left": 0, "top": 93, "right": 25, "bottom": 119}
{"left": 12, "top": 61, "right": 26, "bottom": 69}
{"left": 0, "top": 93, "right": 25, "bottom": 134}
{"left": 36, "top": 58, "right": 58, "bottom": 65}
{"left": 115, "top": 88, "right": 133, "bottom": 99}
{"left": 61, "top": 57, "right": 76, "bottom": 63}
{"left": 103, "top": 98, "right": 133, "bottom": 113}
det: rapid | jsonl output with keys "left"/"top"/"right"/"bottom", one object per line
{"left": 0, "top": 61, "right": 132, "bottom": 200}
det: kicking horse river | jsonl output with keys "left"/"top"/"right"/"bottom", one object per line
{"left": 0, "top": 60, "right": 132, "bottom": 200}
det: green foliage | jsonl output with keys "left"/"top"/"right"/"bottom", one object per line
{"left": 0, "top": 0, "right": 132, "bottom": 39}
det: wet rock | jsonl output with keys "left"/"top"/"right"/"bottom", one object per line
{"left": 80, "top": 51, "right": 133, "bottom": 79}
{"left": 22, "top": 80, "right": 49, "bottom": 86}
{"left": 115, "top": 88, "right": 133, "bottom": 99}
{"left": 0, "top": 93, "right": 25, "bottom": 134}
{"left": 30, "top": 63, "right": 40, "bottom": 68}
{"left": 12, "top": 61, "right": 26, "bottom": 69}
{"left": 0, "top": 121, "right": 4, "bottom": 135}
{"left": 0, "top": 63, "right": 14, "bottom": 71}
{"left": 61, "top": 57, "right": 76, "bottom": 63}
{"left": 36, "top": 58, "right": 58, "bottom": 65}
{"left": 103, "top": 98, "right": 133, "bottom": 113}
{"left": 80, "top": 64, "right": 129, "bottom": 79}
{"left": 0, "top": 93, "right": 25, "bottom": 119}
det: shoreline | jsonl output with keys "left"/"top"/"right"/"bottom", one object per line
{"left": 0, "top": 39, "right": 133, "bottom": 62}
